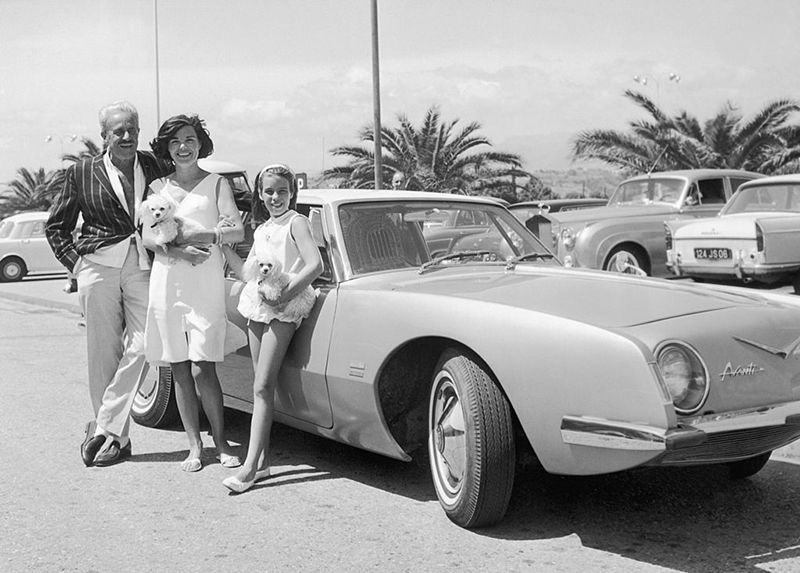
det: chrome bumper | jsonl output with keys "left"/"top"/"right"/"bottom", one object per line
{"left": 560, "top": 415, "right": 706, "bottom": 451}
{"left": 561, "top": 407, "right": 800, "bottom": 452}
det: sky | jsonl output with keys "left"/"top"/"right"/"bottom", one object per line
{"left": 1, "top": 0, "right": 799, "bottom": 186}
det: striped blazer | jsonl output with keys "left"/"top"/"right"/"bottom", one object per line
{"left": 46, "top": 151, "right": 172, "bottom": 271}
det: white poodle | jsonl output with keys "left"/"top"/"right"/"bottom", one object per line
{"left": 242, "top": 253, "right": 317, "bottom": 324}
{"left": 139, "top": 193, "right": 181, "bottom": 253}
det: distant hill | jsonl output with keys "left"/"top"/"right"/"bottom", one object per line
{"left": 533, "top": 168, "right": 624, "bottom": 199}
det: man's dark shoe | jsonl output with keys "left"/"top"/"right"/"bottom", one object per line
{"left": 94, "top": 440, "right": 132, "bottom": 467}
{"left": 80, "top": 421, "right": 106, "bottom": 467}
{"left": 81, "top": 420, "right": 106, "bottom": 468}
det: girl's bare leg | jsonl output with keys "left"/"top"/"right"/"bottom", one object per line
{"left": 233, "top": 319, "right": 296, "bottom": 482}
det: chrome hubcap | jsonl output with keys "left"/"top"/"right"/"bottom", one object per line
{"left": 430, "top": 374, "right": 467, "bottom": 501}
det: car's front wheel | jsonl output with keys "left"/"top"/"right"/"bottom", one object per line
{"left": 132, "top": 364, "right": 179, "bottom": 428}
{"left": 0, "top": 256, "right": 26, "bottom": 282}
{"left": 428, "top": 348, "right": 515, "bottom": 528}
{"left": 727, "top": 451, "right": 771, "bottom": 479}
{"left": 604, "top": 245, "right": 648, "bottom": 276}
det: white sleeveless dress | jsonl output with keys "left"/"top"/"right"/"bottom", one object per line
{"left": 237, "top": 210, "right": 317, "bottom": 326}
{"left": 145, "top": 174, "right": 226, "bottom": 364}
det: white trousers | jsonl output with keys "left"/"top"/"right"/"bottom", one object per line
{"left": 77, "top": 242, "right": 150, "bottom": 437}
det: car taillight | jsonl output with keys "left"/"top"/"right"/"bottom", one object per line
{"left": 664, "top": 223, "right": 672, "bottom": 250}
{"left": 756, "top": 223, "right": 764, "bottom": 252}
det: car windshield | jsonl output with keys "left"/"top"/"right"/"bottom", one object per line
{"left": 0, "top": 219, "right": 13, "bottom": 239}
{"left": 723, "top": 183, "right": 800, "bottom": 214}
{"left": 607, "top": 178, "right": 685, "bottom": 206}
{"left": 337, "top": 200, "right": 554, "bottom": 276}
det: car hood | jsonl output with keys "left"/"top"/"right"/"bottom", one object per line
{"left": 363, "top": 265, "right": 771, "bottom": 329}
{"left": 675, "top": 212, "right": 800, "bottom": 240}
{"left": 550, "top": 204, "right": 676, "bottom": 226}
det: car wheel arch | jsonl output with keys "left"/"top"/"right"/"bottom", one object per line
{"left": 376, "top": 336, "right": 526, "bottom": 458}
{"left": 602, "top": 241, "right": 651, "bottom": 275}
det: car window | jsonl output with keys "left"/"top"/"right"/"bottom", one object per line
{"left": 29, "top": 221, "right": 45, "bottom": 237}
{"left": 729, "top": 177, "right": 752, "bottom": 193}
{"left": 724, "top": 184, "right": 800, "bottom": 214}
{"left": 608, "top": 178, "right": 684, "bottom": 205}
{"left": 0, "top": 219, "right": 14, "bottom": 239}
{"left": 696, "top": 178, "right": 726, "bottom": 204}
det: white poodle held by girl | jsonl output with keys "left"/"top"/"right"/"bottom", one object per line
{"left": 239, "top": 252, "right": 317, "bottom": 325}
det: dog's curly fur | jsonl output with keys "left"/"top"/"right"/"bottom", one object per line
{"left": 139, "top": 193, "right": 181, "bottom": 253}
{"left": 242, "top": 254, "right": 316, "bottom": 323}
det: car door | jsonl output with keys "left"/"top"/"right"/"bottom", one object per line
{"left": 218, "top": 204, "right": 336, "bottom": 429}
{"left": 17, "top": 219, "right": 61, "bottom": 273}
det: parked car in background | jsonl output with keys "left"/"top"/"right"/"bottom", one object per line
{"left": 0, "top": 211, "right": 64, "bottom": 281}
{"left": 510, "top": 198, "right": 608, "bottom": 239}
{"left": 133, "top": 188, "right": 800, "bottom": 528}
{"left": 545, "top": 169, "right": 762, "bottom": 276}
{"left": 667, "top": 174, "right": 800, "bottom": 292}
{"left": 198, "top": 158, "right": 252, "bottom": 210}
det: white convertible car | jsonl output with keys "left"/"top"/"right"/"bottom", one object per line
{"left": 134, "top": 189, "right": 800, "bottom": 528}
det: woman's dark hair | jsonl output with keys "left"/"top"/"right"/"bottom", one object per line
{"left": 251, "top": 164, "right": 298, "bottom": 224}
{"left": 149, "top": 114, "right": 214, "bottom": 161}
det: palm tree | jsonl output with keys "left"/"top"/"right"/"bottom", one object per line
{"left": 61, "top": 137, "right": 102, "bottom": 165}
{"left": 0, "top": 167, "right": 64, "bottom": 218}
{"left": 322, "top": 106, "right": 530, "bottom": 195}
{"left": 571, "top": 90, "right": 800, "bottom": 175}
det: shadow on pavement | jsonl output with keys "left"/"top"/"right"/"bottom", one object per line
{"left": 489, "top": 460, "right": 800, "bottom": 572}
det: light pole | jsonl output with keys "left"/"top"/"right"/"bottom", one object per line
{"left": 633, "top": 72, "right": 680, "bottom": 105}
{"left": 45, "top": 134, "right": 78, "bottom": 165}
{"left": 153, "top": 0, "right": 161, "bottom": 128}
{"left": 370, "top": 0, "right": 383, "bottom": 190}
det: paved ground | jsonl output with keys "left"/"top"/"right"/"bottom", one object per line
{"left": 2, "top": 275, "right": 800, "bottom": 572}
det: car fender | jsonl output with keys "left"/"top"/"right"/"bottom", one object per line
{"left": 574, "top": 216, "right": 663, "bottom": 270}
{"left": 756, "top": 216, "right": 800, "bottom": 266}
{"left": 326, "top": 285, "right": 673, "bottom": 475}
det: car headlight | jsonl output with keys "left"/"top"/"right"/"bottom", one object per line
{"left": 656, "top": 342, "right": 709, "bottom": 414}
{"left": 561, "top": 227, "right": 576, "bottom": 250}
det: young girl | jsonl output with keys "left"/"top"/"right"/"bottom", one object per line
{"left": 222, "top": 164, "right": 322, "bottom": 493}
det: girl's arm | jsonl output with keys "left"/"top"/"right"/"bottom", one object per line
{"left": 215, "top": 178, "right": 245, "bottom": 245}
{"left": 221, "top": 244, "right": 247, "bottom": 280}
{"left": 273, "top": 216, "right": 323, "bottom": 304}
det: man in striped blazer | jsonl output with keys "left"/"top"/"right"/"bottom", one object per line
{"left": 46, "top": 101, "right": 172, "bottom": 467}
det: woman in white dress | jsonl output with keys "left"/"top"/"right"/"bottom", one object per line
{"left": 221, "top": 164, "right": 322, "bottom": 492}
{"left": 142, "top": 115, "right": 244, "bottom": 472}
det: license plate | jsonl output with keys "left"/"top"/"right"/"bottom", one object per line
{"left": 694, "top": 247, "right": 731, "bottom": 260}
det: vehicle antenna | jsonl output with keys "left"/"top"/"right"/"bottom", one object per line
{"left": 647, "top": 145, "right": 670, "bottom": 177}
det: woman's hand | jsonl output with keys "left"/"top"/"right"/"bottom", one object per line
{"left": 173, "top": 218, "right": 213, "bottom": 246}
{"left": 169, "top": 244, "right": 211, "bottom": 266}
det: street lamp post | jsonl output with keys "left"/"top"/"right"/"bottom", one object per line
{"left": 45, "top": 134, "right": 78, "bottom": 165}
{"left": 153, "top": 0, "right": 161, "bottom": 128}
{"left": 633, "top": 72, "right": 680, "bottom": 105}
{"left": 370, "top": 0, "right": 383, "bottom": 190}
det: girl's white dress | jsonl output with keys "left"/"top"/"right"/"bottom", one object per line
{"left": 237, "top": 210, "right": 317, "bottom": 326}
{"left": 145, "top": 174, "right": 226, "bottom": 364}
